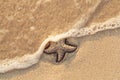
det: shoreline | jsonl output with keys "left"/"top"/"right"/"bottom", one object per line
{"left": 0, "top": 15, "right": 120, "bottom": 73}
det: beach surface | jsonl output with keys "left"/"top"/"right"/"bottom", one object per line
{"left": 0, "top": 0, "right": 99, "bottom": 60}
{"left": 0, "top": 29, "right": 120, "bottom": 80}
{"left": 0, "top": 0, "right": 120, "bottom": 80}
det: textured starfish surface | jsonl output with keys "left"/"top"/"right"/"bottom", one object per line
{"left": 44, "top": 38, "right": 77, "bottom": 62}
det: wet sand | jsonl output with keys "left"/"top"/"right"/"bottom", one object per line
{"left": 0, "top": 0, "right": 99, "bottom": 60}
{"left": 92, "top": 0, "right": 120, "bottom": 23}
{"left": 0, "top": 0, "right": 120, "bottom": 79}
{"left": 0, "top": 28, "right": 120, "bottom": 80}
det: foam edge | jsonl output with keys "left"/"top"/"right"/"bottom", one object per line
{"left": 0, "top": 15, "right": 120, "bottom": 73}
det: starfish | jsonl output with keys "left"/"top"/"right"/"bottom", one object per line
{"left": 44, "top": 38, "right": 77, "bottom": 62}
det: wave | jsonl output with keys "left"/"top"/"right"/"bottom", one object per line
{"left": 0, "top": 15, "right": 120, "bottom": 73}
{"left": 0, "top": 0, "right": 120, "bottom": 73}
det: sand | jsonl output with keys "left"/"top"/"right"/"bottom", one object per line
{"left": 0, "top": 0, "right": 120, "bottom": 79}
{"left": 0, "top": 0, "right": 99, "bottom": 60}
{"left": 0, "top": 28, "right": 120, "bottom": 80}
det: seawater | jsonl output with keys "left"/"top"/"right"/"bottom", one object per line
{"left": 0, "top": 15, "right": 120, "bottom": 73}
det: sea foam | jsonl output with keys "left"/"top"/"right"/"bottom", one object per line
{"left": 0, "top": 15, "right": 120, "bottom": 73}
{"left": 0, "top": 0, "right": 119, "bottom": 73}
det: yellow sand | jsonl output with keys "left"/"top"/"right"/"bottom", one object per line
{"left": 0, "top": 0, "right": 120, "bottom": 80}
{"left": 0, "top": 29, "right": 120, "bottom": 80}
{"left": 0, "top": 0, "right": 98, "bottom": 60}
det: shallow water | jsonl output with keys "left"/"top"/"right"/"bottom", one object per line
{"left": 0, "top": 0, "right": 120, "bottom": 73}
{"left": 0, "top": 13, "right": 120, "bottom": 73}
{"left": 0, "top": 27, "right": 120, "bottom": 80}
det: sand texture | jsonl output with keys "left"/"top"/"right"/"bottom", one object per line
{"left": 0, "top": 0, "right": 120, "bottom": 80}
{"left": 0, "top": 0, "right": 98, "bottom": 59}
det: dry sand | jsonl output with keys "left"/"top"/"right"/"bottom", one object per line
{"left": 0, "top": 29, "right": 120, "bottom": 80}
{"left": 0, "top": 0, "right": 120, "bottom": 80}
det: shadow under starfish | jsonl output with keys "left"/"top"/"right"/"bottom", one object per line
{"left": 43, "top": 38, "right": 77, "bottom": 63}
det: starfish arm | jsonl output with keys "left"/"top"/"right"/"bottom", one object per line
{"left": 44, "top": 47, "right": 57, "bottom": 54}
{"left": 62, "top": 44, "right": 77, "bottom": 53}
{"left": 65, "top": 38, "right": 78, "bottom": 47}
{"left": 56, "top": 50, "right": 66, "bottom": 62}
{"left": 44, "top": 42, "right": 57, "bottom": 54}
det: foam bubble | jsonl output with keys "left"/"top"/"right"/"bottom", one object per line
{"left": 67, "top": 15, "right": 120, "bottom": 37}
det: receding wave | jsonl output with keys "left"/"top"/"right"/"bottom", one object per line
{"left": 0, "top": 15, "right": 120, "bottom": 73}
